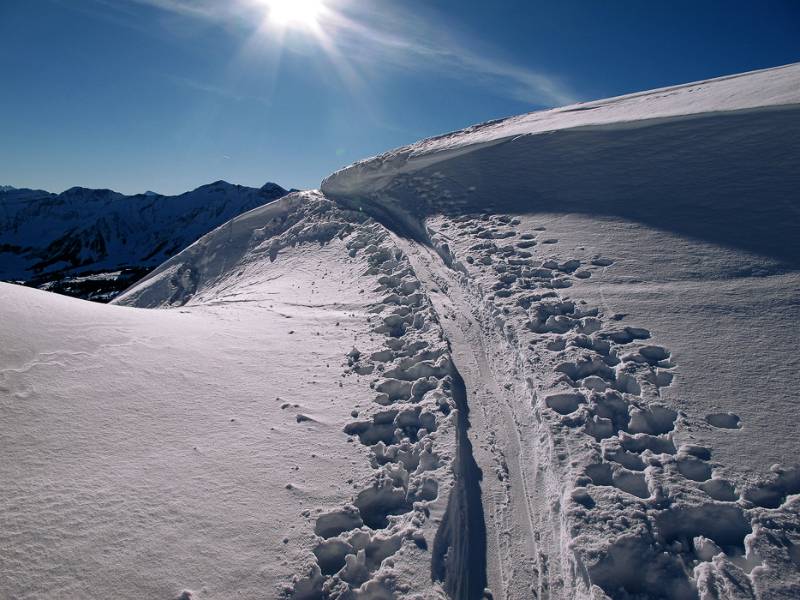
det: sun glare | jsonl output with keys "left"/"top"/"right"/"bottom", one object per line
{"left": 263, "top": 0, "right": 325, "bottom": 28}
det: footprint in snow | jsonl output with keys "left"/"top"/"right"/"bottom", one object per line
{"left": 705, "top": 412, "right": 742, "bottom": 429}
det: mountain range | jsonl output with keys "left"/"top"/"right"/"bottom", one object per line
{"left": 0, "top": 180, "right": 289, "bottom": 300}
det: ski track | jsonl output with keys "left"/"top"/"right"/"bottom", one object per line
{"left": 6, "top": 194, "right": 798, "bottom": 600}
{"left": 395, "top": 236, "right": 542, "bottom": 600}
{"left": 4, "top": 64, "right": 800, "bottom": 600}
{"left": 414, "top": 211, "right": 800, "bottom": 600}
{"left": 277, "top": 199, "right": 800, "bottom": 599}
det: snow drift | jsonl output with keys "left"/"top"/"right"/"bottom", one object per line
{"left": 2, "top": 63, "right": 800, "bottom": 600}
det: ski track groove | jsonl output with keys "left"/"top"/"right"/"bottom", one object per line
{"left": 397, "top": 235, "right": 546, "bottom": 600}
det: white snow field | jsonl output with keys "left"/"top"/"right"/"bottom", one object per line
{"left": 2, "top": 63, "right": 800, "bottom": 600}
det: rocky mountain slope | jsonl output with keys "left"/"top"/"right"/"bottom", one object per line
{"left": 0, "top": 181, "right": 289, "bottom": 301}
{"left": 1, "top": 63, "right": 799, "bottom": 600}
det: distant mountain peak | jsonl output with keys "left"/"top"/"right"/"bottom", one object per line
{"left": 191, "top": 180, "right": 235, "bottom": 193}
{"left": 0, "top": 185, "right": 16, "bottom": 192}
{"left": 62, "top": 186, "right": 119, "bottom": 196}
{"left": 260, "top": 182, "right": 288, "bottom": 194}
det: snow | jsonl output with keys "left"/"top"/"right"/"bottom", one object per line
{"left": 3, "top": 192, "right": 469, "bottom": 599}
{"left": 321, "top": 62, "right": 800, "bottom": 599}
{"left": 322, "top": 63, "right": 800, "bottom": 199}
{"left": 1, "top": 255, "right": 384, "bottom": 599}
{"left": 3, "top": 63, "right": 800, "bottom": 600}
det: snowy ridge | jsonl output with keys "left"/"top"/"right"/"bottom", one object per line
{"left": 319, "top": 63, "right": 800, "bottom": 599}
{"left": 116, "top": 192, "right": 486, "bottom": 598}
{"left": 322, "top": 63, "right": 800, "bottom": 200}
{"left": 3, "top": 64, "right": 800, "bottom": 600}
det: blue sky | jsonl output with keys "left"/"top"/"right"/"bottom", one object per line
{"left": 1, "top": 0, "right": 798, "bottom": 195}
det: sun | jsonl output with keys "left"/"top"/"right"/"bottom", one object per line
{"left": 263, "top": 0, "right": 325, "bottom": 28}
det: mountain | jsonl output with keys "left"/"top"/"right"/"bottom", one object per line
{"left": 0, "top": 180, "right": 289, "bottom": 301}
{"left": 2, "top": 63, "right": 800, "bottom": 600}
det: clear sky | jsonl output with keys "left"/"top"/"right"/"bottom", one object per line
{"left": 1, "top": 0, "right": 798, "bottom": 195}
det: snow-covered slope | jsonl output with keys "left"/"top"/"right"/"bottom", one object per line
{"left": 4, "top": 192, "right": 476, "bottom": 599}
{"left": 322, "top": 62, "right": 799, "bottom": 201}
{"left": 318, "top": 63, "right": 800, "bottom": 599}
{"left": 2, "top": 63, "right": 799, "bottom": 600}
{"left": 0, "top": 181, "right": 289, "bottom": 300}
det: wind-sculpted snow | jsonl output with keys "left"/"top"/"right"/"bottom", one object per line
{"left": 322, "top": 64, "right": 800, "bottom": 267}
{"left": 323, "top": 63, "right": 800, "bottom": 199}
{"left": 3, "top": 64, "right": 800, "bottom": 600}
{"left": 317, "top": 63, "right": 800, "bottom": 599}
{"left": 114, "top": 192, "right": 361, "bottom": 308}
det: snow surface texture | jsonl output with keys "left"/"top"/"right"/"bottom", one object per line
{"left": 116, "top": 192, "right": 483, "bottom": 598}
{"left": 3, "top": 193, "right": 479, "bottom": 599}
{"left": 319, "top": 63, "right": 800, "bottom": 599}
{"left": 2, "top": 63, "right": 799, "bottom": 600}
{"left": 0, "top": 180, "right": 288, "bottom": 301}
